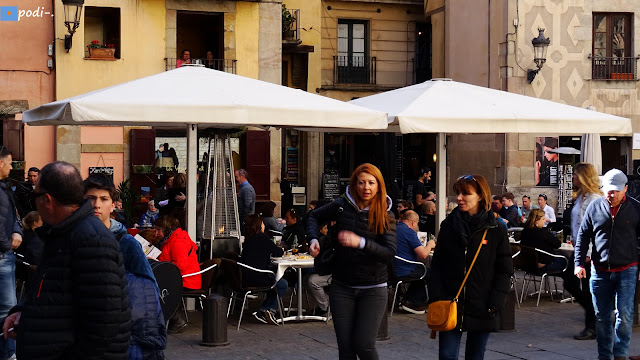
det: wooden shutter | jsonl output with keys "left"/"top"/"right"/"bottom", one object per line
{"left": 2, "top": 116, "right": 23, "bottom": 161}
{"left": 245, "top": 130, "right": 270, "bottom": 201}
{"left": 130, "top": 129, "right": 156, "bottom": 166}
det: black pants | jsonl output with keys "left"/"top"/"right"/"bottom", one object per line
{"left": 329, "top": 281, "right": 387, "bottom": 360}
{"left": 561, "top": 260, "right": 596, "bottom": 330}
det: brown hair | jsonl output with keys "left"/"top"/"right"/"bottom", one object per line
{"left": 524, "top": 209, "right": 545, "bottom": 228}
{"left": 173, "top": 173, "right": 187, "bottom": 189}
{"left": 398, "top": 200, "right": 414, "bottom": 210}
{"left": 138, "top": 229, "right": 157, "bottom": 244}
{"left": 452, "top": 174, "right": 492, "bottom": 212}
{"left": 501, "top": 192, "right": 515, "bottom": 201}
{"left": 154, "top": 215, "right": 181, "bottom": 233}
{"left": 348, "top": 163, "right": 390, "bottom": 234}
{"left": 244, "top": 214, "right": 264, "bottom": 239}
{"left": 22, "top": 211, "right": 41, "bottom": 231}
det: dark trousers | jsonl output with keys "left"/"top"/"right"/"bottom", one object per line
{"left": 561, "top": 260, "right": 596, "bottom": 330}
{"left": 400, "top": 267, "right": 428, "bottom": 306}
{"left": 439, "top": 330, "right": 490, "bottom": 360}
{"left": 329, "top": 281, "right": 388, "bottom": 360}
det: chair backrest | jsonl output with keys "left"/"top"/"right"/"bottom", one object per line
{"left": 518, "top": 245, "right": 541, "bottom": 274}
{"left": 219, "top": 258, "right": 243, "bottom": 291}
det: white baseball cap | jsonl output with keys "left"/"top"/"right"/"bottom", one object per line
{"left": 601, "top": 169, "right": 627, "bottom": 192}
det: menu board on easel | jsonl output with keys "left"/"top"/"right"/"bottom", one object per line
{"left": 286, "top": 147, "right": 299, "bottom": 185}
{"left": 323, "top": 173, "right": 340, "bottom": 201}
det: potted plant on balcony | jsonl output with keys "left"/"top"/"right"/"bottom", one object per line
{"left": 87, "top": 40, "right": 116, "bottom": 59}
{"left": 282, "top": 4, "right": 295, "bottom": 40}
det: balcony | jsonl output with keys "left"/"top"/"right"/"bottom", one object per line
{"left": 334, "top": 55, "right": 377, "bottom": 84}
{"left": 282, "top": 8, "right": 301, "bottom": 45}
{"left": 591, "top": 56, "right": 639, "bottom": 80}
{"left": 165, "top": 58, "right": 237, "bottom": 74}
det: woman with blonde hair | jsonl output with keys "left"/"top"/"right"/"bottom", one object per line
{"left": 567, "top": 162, "right": 601, "bottom": 340}
{"left": 307, "top": 163, "right": 396, "bottom": 359}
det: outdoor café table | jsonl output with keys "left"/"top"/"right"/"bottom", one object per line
{"left": 272, "top": 254, "right": 327, "bottom": 323}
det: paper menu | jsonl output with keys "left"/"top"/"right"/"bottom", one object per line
{"left": 134, "top": 234, "right": 162, "bottom": 260}
{"left": 417, "top": 232, "right": 428, "bottom": 246}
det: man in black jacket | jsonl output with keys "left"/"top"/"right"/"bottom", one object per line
{"left": 0, "top": 148, "right": 22, "bottom": 359}
{"left": 13, "top": 166, "right": 39, "bottom": 218}
{"left": 575, "top": 169, "right": 640, "bottom": 360}
{"left": 3, "top": 161, "right": 131, "bottom": 360}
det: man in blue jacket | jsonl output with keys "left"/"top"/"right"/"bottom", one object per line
{"left": 575, "top": 169, "right": 640, "bottom": 360}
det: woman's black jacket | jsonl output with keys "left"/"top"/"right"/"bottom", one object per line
{"left": 306, "top": 193, "right": 396, "bottom": 287}
{"left": 240, "top": 233, "right": 284, "bottom": 287}
{"left": 428, "top": 208, "right": 513, "bottom": 332}
{"left": 520, "top": 227, "right": 561, "bottom": 264}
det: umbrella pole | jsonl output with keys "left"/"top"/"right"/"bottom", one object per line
{"left": 435, "top": 133, "right": 446, "bottom": 237}
{"left": 187, "top": 124, "right": 198, "bottom": 242}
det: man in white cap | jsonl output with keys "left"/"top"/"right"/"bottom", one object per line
{"left": 574, "top": 168, "right": 640, "bottom": 360}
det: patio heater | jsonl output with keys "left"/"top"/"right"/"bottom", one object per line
{"left": 199, "top": 133, "right": 241, "bottom": 260}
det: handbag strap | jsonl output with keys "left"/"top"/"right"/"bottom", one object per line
{"left": 453, "top": 228, "right": 488, "bottom": 301}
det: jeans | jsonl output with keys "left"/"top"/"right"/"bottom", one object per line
{"left": 0, "top": 251, "right": 16, "bottom": 360}
{"left": 308, "top": 273, "right": 332, "bottom": 311}
{"left": 561, "top": 259, "right": 595, "bottom": 330}
{"left": 590, "top": 264, "right": 638, "bottom": 359}
{"left": 438, "top": 330, "right": 490, "bottom": 360}
{"left": 539, "top": 257, "right": 566, "bottom": 274}
{"left": 329, "top": 281, "right": 387, "bottom": 360}
{"left": 260, "top": 278, "right": 288, "bottom": 312}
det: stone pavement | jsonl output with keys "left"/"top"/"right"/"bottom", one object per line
{"left": 167, "top": 287, "right": 640, "bottom": 359}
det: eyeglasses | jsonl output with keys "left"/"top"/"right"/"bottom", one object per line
{"left": 459, "top": 175, "right": 476, "bottom": 182}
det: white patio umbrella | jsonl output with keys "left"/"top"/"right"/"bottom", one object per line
{"left": 581, "top": 133, "right": 603, "bottom": 175}
{"left": 23, "top": 66, "right": 388, "bottom": 239}
{"left": 350, "top": 78, "right": 632, "bottom": 232}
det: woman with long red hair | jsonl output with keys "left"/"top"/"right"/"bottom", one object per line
{"left": 307, "top": 163, "right": 396, "bottom": 359}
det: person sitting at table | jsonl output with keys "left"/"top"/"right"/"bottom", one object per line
{"left": 240, "top": 214, "right": 287, "bottom": 326}
{"left": 520, "top": 209, "right": 564, "bottom": 273}
{"left": 137, "top": 200, "right": 159, "bottom": 228}
{"left": 537, "top": 193, "right": 556, "bottom": 226}
{"left": 153, "top": 215, "right": 201, "bottom": 333}
{"left": 16, "top": 211, "right": 44, "bottom": 267}
{"left": 307, "top": 221, "right": 333, "bottom": 316}
{"left": 394, "top": 210, "right": 436, "bottom": 314}
{"left": 500, "top": 192, "right": 522, "bottom": 227}
{"left": 258, "top": 201, "right": 283, "bottom": 235}
{"left": 282, "top": 208, "right": 306, "bottom": 252}
{"left": 417, "top": 201, "right": 436, "bottom": 235}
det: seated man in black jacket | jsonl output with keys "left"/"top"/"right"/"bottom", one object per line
{"left": 3, "top": 161, "right": 131, "bottom": 360}
{"left": 500, "top": 192, "right": 522, "bottom": 228}
{"left": 282, "top": 208, "right": 307, "bottom": 252}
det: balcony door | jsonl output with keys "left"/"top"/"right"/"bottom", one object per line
{"left": 593, "top": 13, "right": 633, "bottom": 79}
{"left": 337, "top": 20, "right": 369, "bottom": 84}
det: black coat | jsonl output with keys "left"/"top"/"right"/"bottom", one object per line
{"left": 520, "top": 227, "right": 561, "bottom": 264}
{"left": 240, "top": 233, "right": 284, "bottom": 287}
{"left": 307, "top": 193, "right": 397, "bottom": 287}
{"left": 282, "top": 221, "right": 306, "bottom": 251}
{"left": 16, "top": 229, "right": 44, "bottom": 266}
{"left": 13, "top": 200, "right": 131, "bottom": 360}
{"left": 428, "top": 208, "right": 513, "bottom": 332}
{"left": 0, "top": 180, "right": 22, "bottom": 253}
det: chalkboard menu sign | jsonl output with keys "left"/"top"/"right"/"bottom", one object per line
{"left": 323, "top": 173, "right": 340, "bottom": 200}
{"left": 89, "top": 167, "right": 114, "bottom": 181}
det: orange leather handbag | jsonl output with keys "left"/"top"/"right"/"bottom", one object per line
{"left": 427, "top": 229, "right": 487, "bottom": 338}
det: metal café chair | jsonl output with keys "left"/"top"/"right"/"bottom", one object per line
{"left": 389, "top": 255, "right": 428, "bottom": 316}
{"left": 519, "top": 245, "right": 568, "bottom": 307}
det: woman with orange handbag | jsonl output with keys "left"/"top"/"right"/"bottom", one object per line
{"left": 428, "top": 174, "right": 513, "bottom": 360}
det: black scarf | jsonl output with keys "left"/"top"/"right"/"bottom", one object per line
{"left": 452, "top": 208, "right": 492, "bottom": 246}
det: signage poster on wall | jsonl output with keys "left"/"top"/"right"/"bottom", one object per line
{"left": 535, "top": 137, "right": 558, "bottom": 187}
{"left": 89, "top": 167, "right": 114, "bottom": 181}
{"left": 533, "top": 136, "right": 558, "bottom": 186}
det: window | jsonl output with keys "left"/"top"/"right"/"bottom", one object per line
{"left": 336, "top": 20, "right": 371, "bottom": 84}
{"left": 592, "top": 13, "right": 634, "bottom": 80}
{"left": 84, "top": 7, "right": 121, "bottom": 59}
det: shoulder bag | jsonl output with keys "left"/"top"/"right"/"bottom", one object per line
{"left": 426, "top": 228, "right": 488, "bottom": 338}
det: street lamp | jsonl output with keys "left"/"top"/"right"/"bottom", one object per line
{"left": 62, "top": 0, "right": 84, "bottom": 51}
{"left": 527, "top": 28, "right": 550, "bottom": 83}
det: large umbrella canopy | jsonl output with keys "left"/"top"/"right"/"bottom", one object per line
{"left": 23, "top": 66, "right": 388, "bottom": 241}
{"left": 350, "top": 79, "right": 631, "bottom": 135}
{"left": 23, "top": 66, "right": 388, "bottom": 130}
{"left": 349, "top": 78, "right": 632, "bottom": 234}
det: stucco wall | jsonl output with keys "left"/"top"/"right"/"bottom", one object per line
{"left": 0, "top": 0, "right": 56, "bottom": 171}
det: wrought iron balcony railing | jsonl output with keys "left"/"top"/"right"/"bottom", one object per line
{"left": 333, "top": 55, "right": 376, "bottom": 84}
{"left": 591, "top": 56, "right": 639, "bottom": 80}
{"left": 165, "top": 58, "right": 237, "bottom": 74}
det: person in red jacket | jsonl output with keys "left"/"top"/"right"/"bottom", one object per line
{"left": 153, "top": 215, "right": 201, "bottom": 333}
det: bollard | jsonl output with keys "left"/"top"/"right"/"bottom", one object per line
{"left": 376, "top": 305, "right": 390, "bottom": 341}
{"left": 201, "top": 294, "right": 230, "bottom": 346}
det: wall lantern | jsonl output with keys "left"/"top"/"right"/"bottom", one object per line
{"left": 527, "top": 28, "right": 550, "bottom": 83}
{"left": 62, "top": 0, "right": 84, "bottom": 51}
